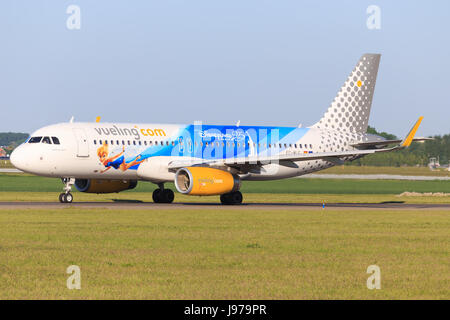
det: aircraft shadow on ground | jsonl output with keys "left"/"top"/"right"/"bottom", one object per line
{"left": 111, "top": 199, "right": 144, "bottom": 203}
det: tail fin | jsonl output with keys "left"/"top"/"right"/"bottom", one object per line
{"left": 312, "top": 53, "right": 381, "bottom": 133}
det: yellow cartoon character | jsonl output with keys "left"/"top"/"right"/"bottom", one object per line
{"left": 97, "top": 142, "right": 144, "bottom": 173}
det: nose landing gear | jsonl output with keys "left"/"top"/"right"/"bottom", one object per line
{"left": 152, "top": 183, "right": 175, "bottom": 204}
{"left": 59, "top": 178, "right": 75, "bottom": 203}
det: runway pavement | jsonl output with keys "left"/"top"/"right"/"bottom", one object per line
{"left": 0, "top": 201, "right": 448, "bottom": 210}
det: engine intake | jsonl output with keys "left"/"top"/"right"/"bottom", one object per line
{"left": 74, "top": 179, "right": 137, "bottom": 193}
{"left": 174, "top": 167, "right": 240, "bottom": 196}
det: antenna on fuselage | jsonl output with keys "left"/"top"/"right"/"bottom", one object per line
{"left": 69, "top": 116, "right": 74, "bottom": 123}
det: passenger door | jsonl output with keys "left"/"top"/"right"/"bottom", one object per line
{"left": 73, "top": 128, "right": 89, "bottom": 157}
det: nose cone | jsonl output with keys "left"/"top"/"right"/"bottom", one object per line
{"left": 10, "top": 146, "right": 25, "bottom": 171}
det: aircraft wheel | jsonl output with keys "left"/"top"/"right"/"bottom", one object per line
{"left": 64, "top": 193, "right": 73, "bottom": 203}
{"left": 59, "top": 193, "right": 65, "bottom": 203}
{"left": 231, "top": 191, "right": 243, "bottom": 204}
{"left": 152, "top": 189, "right": 162, "bottom": 203}
{"left": 220, "top": 191, "right": 243, "bottom": 205}
{"left": 162, "top": 189, "right": 175, "bottom": 203}
{"left": 220, "top": 193, "right": 230, "bottom": 204}
{"left": 153, "top": 189, "right": 174, "bottom": 203}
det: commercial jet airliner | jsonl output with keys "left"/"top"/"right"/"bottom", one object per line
{"left": 10, "top": 54, "right": 427, "bottom": 204}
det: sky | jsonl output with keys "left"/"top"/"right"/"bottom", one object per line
{"left": 1, "top": 0, "right": 449, "bottom": 136}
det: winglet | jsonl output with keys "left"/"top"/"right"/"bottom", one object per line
{"left": 401, "top": 116, "right": 424, "bottom": 147}
{"left": 96, "top": 116, "right": 101, "bottom": 123}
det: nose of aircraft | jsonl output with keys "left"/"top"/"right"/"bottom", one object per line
{"left": 10, "top": 146, "right": 25, "bottom": 171}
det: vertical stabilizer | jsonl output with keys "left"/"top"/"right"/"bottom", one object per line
{"left": 312, "top": 54, "right": 381, "bottom": 133}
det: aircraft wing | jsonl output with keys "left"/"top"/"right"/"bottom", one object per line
{"left": 168, "top": 117, "right": 424, "bottom": 171}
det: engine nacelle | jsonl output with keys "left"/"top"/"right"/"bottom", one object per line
{"left": 174, "top": 167, "right": 240, "bottom": 196}
{"left": 74, "top": 179, "right": 137, "bottom": 193}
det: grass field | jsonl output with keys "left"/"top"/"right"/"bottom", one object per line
{"left": 1, "top": 173, "right": 449, "bottom": 195}
{"left": 0, "top": 172, "right": 448, "bottom": 299}
{"left": 0, "top": 172, "right": 448, "bottom": 204}
{"left": 320, "top": 165, "right": 450, "bottom": 176}
{"left": 0, "top": 160, "right": 13, "bottom": 168}
{"left": 0, "top": 207, "right": 448, "bottom": 299}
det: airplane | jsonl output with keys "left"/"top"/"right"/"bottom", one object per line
{"left": 10, "top": 53, "right": 428, "bottom": 205}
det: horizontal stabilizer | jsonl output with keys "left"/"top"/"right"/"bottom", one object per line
{"left": 351, "top": 137, "right": 431, "bottom": 148}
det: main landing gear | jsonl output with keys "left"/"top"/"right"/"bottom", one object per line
{"left": 220, "top": 191, "right": 243, "bottom": 205}
{"left": 152, "top": 183, "right": 175, "bottom": 204}
{"left": 59, "top": 178, "right": 74, "bottom": 203}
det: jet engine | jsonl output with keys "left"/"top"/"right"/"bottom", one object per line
{"left": 74, "top": 179, "right": 137, "bottom": 193}
{"left": 174, "top": 167, "right": 240, "bottom": 196}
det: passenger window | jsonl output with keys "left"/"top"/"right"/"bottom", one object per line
{"left": 128, "top": 141, "right": 130, "bottom": 145}
{"left": 111, "top": 140, "right": 114, "bottom": 145}
{"left": 122, "top": 140, "right": 125, "bottom": 145}
{"left": 52, "top": 137, "right": 60, "bottom": 145}
{"left": 139, "top": 141, "right": 142, "bottom": 145}
{"left": 42, "top": 137, "right": 52, "bottom": 144}
{"left": 94, "top": 140, "right": 97, "bottom": 145}
{"left": 310, "top": 144, "right": 313, "bottom": 148}
{"left": 116, "top": 140, "right": 119, "bottom": 145}
{"left": 29, "top": 136, "right": 42, "bottom": 143}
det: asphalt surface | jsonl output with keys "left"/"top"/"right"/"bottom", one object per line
{"left": 0, "top": 201, "right": 448, "bottom": 210}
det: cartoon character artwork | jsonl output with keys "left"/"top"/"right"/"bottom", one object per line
{"left": 96, "top": 142, "right": 145, "bottom": 173}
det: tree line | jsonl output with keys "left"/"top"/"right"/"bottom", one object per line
{"left": 0, "top": 132, "right": 29, "bottom": 153}
{"left": 351, "top": 126, "right": 449, "bottom": 166}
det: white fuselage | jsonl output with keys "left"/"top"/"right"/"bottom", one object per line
{"left": 10, "top": 122, "right": 370, "bottom": 183}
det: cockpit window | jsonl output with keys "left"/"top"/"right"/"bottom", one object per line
{"left": 52, "top": 137, "right": 60, "bottom": 145}
{"left": 42, "top": 137, "right": 52, "bottom": 144}
{"left": 28, "top": 136, "right": 42, "bottom": 143}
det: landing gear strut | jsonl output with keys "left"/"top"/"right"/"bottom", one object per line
{"left": 220, "top": 191, "right": 243, "bottom": 205}
{"left": 152, "top": 183, "right": 174, "bottom": 204}
{"left": 59, "top": 178, "right": 75, "bottom": 203}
